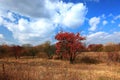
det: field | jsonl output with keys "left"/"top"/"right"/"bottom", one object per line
{"left": 0, "top": 52, "right": 120, "bottom": 80}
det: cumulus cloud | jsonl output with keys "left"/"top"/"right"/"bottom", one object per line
{"left": 0, "top": 11, "right": 4, "bottom": 24}
{"left": 86, "top": 32, "right": 120, "bottom": 44}
{"left": 0, "top": 10, "right": 56, "bottom": 45}
{"left": 7, "top": 12, "right": 16, "bottom": 22}
{"left": 0, "top": 0, "right": 87, "bottom": 22}
{"left": 0, "top": 0, "right": 50, "bottom": 18}
{"left": 0, "top": 34, "right": 4, "bottom": 39}
{"left": 0, "top": 33, "right": 15, "bottom": 45}
{"left": 103, "top": 20, "right": 108, "bottom": 25}
{"left": 0, "top": 10, "right": 16, "bottom": 23}
{"left": 0, "top": 0, "right": 87, "bottom": 45}
{"left": 0, "top": 0, "right": 87, "bottom": 28}
{"left": 0, "top": 17, "right": 3, "bottom": 25}
{"left": 89, "top": 17, "right": 100, "bottom": 31}
{"left": 53, "top": 3, "right": 87, "bottom": 28}
{"left": 1, "top": 17, "right": 56, "bottom": 45}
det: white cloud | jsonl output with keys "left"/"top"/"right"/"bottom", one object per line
{"left": 0, "top": 33, "right": 16, "bottom": 45}
{"left": 101, "top": 14, "right": 106, "bottom": 19}
{"left": 108, "top": 13, "right": 114, "bottom": 17}
{"left": 0, "top": 10, "right": 16, "bottom": 23}
{"left": 2, "top": 18, "right": 56, "bottom": 45}
{"left": 0, "top": 0, "right": 87, "bottom": 28}
{"left": 0, "top": 0, "right": 50, "bottom": 18}
{"left": 7, "top": 12, "right": 16, "bottom": 22}
{"left": 0, "top": 0, "right": 87, "bottom": 45}
{"left": 0, "top": 10, "right": 4, "bottom": 24}
{"left": 103, "top": 20, "right": 108, "bottom": 25}
{"left": 114, "top": 15, "right": 120, "bottom": 20}
{"left": 86, "top": 32, "right": 120, "bottom": 44}
{"left": 0, "top": 34, "right": 4, "bottom": 39}
{"left": 118, "top": 24, "right": 120, "bottom": 27}
{"left": 0, "top": 10, "right": 56, "bottom": 45}
{"left": 111, "top": 20, "right": 115, "bottom": 24}
{"left": 89, "top": 17, "right": 100, "bottom": 31}
{"left": 0, "top": 17, "right": 3, "bottom": 25}
{"left": 55, "top": 3, "right": 87, "bottom": 28}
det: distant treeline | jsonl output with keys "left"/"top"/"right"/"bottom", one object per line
{"left": 0, "top": 41, "right": 55, "bottom": 59}
{"left": 0, "top": 41, "right": 120, "bottom": 59}
{"left": 87, "top": 43, "right": 120, "bottom": 52}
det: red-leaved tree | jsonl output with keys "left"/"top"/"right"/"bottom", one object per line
{"left": 11, "top": 45, "right": 22, "bottom": 59}
{"left": 55, "top": 32, "right": 85, "bottom": 63}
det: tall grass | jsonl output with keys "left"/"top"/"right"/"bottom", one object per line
{"left": 0, "top": 52, "right": 120, "bottom": 80}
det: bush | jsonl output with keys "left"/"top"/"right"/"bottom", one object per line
{"left": 107, "top": 52, "right": 120, "bottom": 62}
{"left": 80, "top": 56, "right": 100, "bottom": 64}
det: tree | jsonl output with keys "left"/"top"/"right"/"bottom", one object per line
{"left": 87, "top": 44, "right": 103, "bottom": 52}
{"left": 21, "top": 44, "right": 35, "bottom": 57}
{"left": 0, "top": 45, "right": 10, "bottom": 58}
{"left": 103, "top": 43, "right": 119, "bottom": 52}
{"left": 103, "top": 43, "right": 120, "bottom": 62}
{"left": 11, "top": 45, "right": 22, "bottom": 59}
{"left": 29, "top": 47, "right": 38, "bottom": 58}
{"left": 44, "top": 41, "right": 55, "bottom": 59}
{"left": 55, "top": 32, "right": 85, "bottom": 64}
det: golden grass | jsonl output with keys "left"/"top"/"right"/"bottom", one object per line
{"left": 0, "top": 52, "right": 120, "bottom": 80}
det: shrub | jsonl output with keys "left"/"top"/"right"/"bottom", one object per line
{"left": 107, "top": 52, "right": 120, "bottom": 62}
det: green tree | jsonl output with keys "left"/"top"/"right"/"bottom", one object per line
{"left": 44, "top": 41, "right": 55, "bottom": 59}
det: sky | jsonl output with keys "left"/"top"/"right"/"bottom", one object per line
{"left": 0, "top": 0, "right": 120, "bottom": 45}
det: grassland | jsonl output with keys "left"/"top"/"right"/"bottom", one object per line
{"left": 0, "top": 52, "right": 120, "bottom": 80}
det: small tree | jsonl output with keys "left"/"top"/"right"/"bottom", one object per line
{"left": 29, "top": 47, "right": 38, "bottom": 58}
{"left": 103, "top": 43, "right": 120, "bottom": 63}
{"left": 11, "top": 45, "right": 22, "bottom": 59}
{"left": 0, "top": 45, "right": 10, "bottom": 58}
{"left": 44, "top": 41, "right": 55, "bottom": 59}
{"left": 87, "top": 44, "right": 103, "bottom": 52}
{"left": 55, "top": 32, "right": 85, "bottom": 64}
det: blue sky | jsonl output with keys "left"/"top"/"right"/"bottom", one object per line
{"left": 0, "top": 0, "right": 120, "bottom": 45}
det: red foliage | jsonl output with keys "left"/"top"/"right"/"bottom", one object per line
{"left": 11, "top": 46, "right": 22, "bottom": 59}
{"left": 55, "top": 32, "right": 85, "bottom": 63}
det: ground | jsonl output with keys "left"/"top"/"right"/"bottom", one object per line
{"left": 0, "top": 52, "right": 120, "bottom": 80}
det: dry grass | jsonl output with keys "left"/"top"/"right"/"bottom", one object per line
{"left": 0, "top": 52, "right": 120, "bottom": 80}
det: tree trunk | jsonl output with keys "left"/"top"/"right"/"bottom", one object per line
{"left": 14, "top": 53, "right": 17, "bottom": 59}
{"left": 70, "top": 56, "right": 74, "bottom": 64}
{"left": 60, "top": 53, "right": 63, "bottom": 60}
